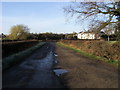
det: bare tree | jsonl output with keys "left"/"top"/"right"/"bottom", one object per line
{"left": 104, "top": 24, "right": 116, "bottom": 41}
{"left": 64, "top": 1, "right": 120, "bottom": 32}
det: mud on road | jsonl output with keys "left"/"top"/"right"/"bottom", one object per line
{"left": 55, "top": 44, "right": 119, "bottom": 88}
{"left": 3, "top": 42, "right": 64, "bottom": 88}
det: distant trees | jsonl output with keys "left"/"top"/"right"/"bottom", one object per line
{"left": 6, "top": 24, "right": 67, "bottom": 41}
{"left": 28, "top": 32, "right": 65, "bottom": 40}
{"left": 8, "top": 24, "right": 30, "bottom": 40}
{"left": 65, "top": 32, "right": 77, "bottom": 39}
{"left": 27, "top": 32, "right": 78, "bottom": 40}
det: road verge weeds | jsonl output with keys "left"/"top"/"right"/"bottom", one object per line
{"left": 57, "top": 42, "right": 120, "bottom": 67}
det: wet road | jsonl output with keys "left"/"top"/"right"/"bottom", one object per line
{"left": 3, "top": 42, "right": 64, "bottom": 88}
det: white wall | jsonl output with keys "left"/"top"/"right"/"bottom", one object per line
{"left": 77, "top": 33, "right": 95, "bottom": 39}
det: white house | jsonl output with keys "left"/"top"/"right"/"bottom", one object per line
{"left": 77, "top": 32, "right": 100, "bottom": 39}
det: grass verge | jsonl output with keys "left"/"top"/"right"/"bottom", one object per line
{"left": 57, "top": 42, "right": 120, "bottom": 67}
{"left": 2, "top": 42, "right": 46, "bottom": 71}
{"left": 108, "top": 41, "right": 118, "bottom": 44}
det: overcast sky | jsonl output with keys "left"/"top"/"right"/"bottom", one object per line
{"left": 1, "top": 2, "right": 88, "bottom": 34}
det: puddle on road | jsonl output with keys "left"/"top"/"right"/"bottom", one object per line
{"left": 54, "top": 54, "right": 58, "bottom": 57}
{"left": 19, "top": 51, "right": 64, "bottom": 88}
{"left": 53, "top": 69, "right": 69, "bottom": 76}
{"left": 20, "top": 51, "right": 68, "bottom": 77}
{"left": 19, "top": 51, "right": 54, "bottom": 71}
{"left": 54, "top": 60, "right": 58, "bottom": 64}
{"left": 3, "top": 45, "right": 65, "bottom": 88}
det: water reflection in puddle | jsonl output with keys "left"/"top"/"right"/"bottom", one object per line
{"left": 54, "top": 60, "right": 58, "bottom": 64}
{"left": 53, "top": 69, "right": 69, "bottom": 76}
{"left": 54, "top": 54, "right": 58, "bottom": 57}
{"left": 19, "top": 51, "right": 54, "bottom": 71}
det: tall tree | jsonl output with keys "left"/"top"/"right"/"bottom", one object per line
{"left": 104, "top": 24, "right": 116, "bottom": 41}
{"left": 64, "top": 1, "right": 120, "bottom": 36}
{"left": 116, "top": 2, "right": 120, "bottom": 40}
{"left": 9, "top": 24, "right": 30, "bottom": 40}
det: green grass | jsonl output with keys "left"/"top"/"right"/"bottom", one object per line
{"left": 108, "top": 41, "right": 118, "bottom": 44}
{"left": 57, "top": 42, "right": 120, "bottom": 67}
{"left": 2, "top": 42, "right": 46, "bottom": 71}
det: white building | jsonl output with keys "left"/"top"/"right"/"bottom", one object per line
{"left": 77, "top": 32, "right": 100, "bottom": 39}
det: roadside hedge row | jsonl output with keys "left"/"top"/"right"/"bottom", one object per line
{"left": 2, "top": 40, "right": 39, "bottom": 58}
{"left": 60, "top": 40, "right": 120, "bottom": 61}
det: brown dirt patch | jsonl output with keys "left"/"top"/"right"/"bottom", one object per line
{"left": 55, "top": 45, "right": 119, "bottom": 88}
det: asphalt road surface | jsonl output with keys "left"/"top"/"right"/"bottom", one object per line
{"left": 3, "top": 42, "right": 64, "bottom": 88}
{"left": 2, "top": 42, "right": 119, "bottom": 88}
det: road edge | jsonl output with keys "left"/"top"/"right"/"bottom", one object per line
{"left": 57, "top": 42, "right": 120, "bottom": 67}
{"left": 2, "top": 42, "right": 46, "bottom": 71}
